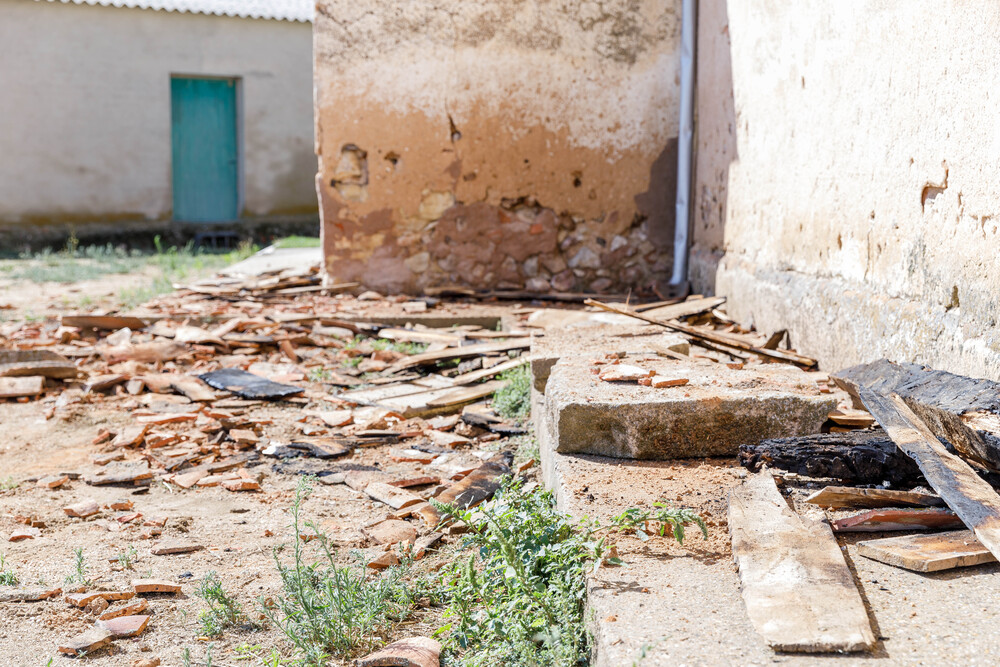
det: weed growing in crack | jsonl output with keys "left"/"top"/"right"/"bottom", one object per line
{"left": 492, "top": 362, "right": 531, "bottom": 422}
{"left": 0, "top": 555, "right": 19, "bottom": 586}
{"left": 64, "top": 547, "right": 92, "bottom": 587}
{"left": 195, "top": 571, "right": 249, "bottom": 637}
{"left": 261, "top": 478, "right": 421, "bottom": 665}
{"left": 432, "top": 478, "right": 706, "bottom": 666}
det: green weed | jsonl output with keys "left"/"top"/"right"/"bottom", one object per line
{"left": 492, "top": 363, "right": 531, "bottom": 422}
{"left": 274, "top": 236, "right": 321, "bottom": 249}
{"left": 116, "top": 545, "right": 138, "bottom": 571}
{"left": 433, "top": 478, "right": 706, "bottom": 666}
{"left": 262, "top": 478, "right": 420, "bottom": 664}
{"left": 0, "top": 477, "right": 18, "bottom": 491}
{"left": 64, "top": 547, "right": 92, "bottom": 587}
{"left": 307, "top": 367, "right": 332, "bottom": 382}
{"left": 0, "top": 554, "right": 19, "bottom": 586}
{"left": 195, "top": 571, "right": 249, "bottom": 637}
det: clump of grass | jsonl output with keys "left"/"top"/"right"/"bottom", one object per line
{"left": 0, "top": 555, "right": 19, "bottom": 586}
{"left": 116, "top": 545, "right": 138, "bottom": 571}
{"left": 433, "top": 478, "right": 706, "bottom": 666}
{"left": 273, "top": 235, "right": 321, "bottom": 249}
{"left": 64, "top": 547, "right": 92, "bottom": 587}
{"left": 262, "top": 479, "right": 420, "bottom": 664}
{"left": 195, "top": 571, "right": 248, "bottom": 637}
{"left": 0, "top": 477, "right": 18, "bottom": 491}
{"left": 491, "top": 362, "right": 531, "bottom": 422}
{"left": 307, "top": 367, "right": 332, "bottom": 382}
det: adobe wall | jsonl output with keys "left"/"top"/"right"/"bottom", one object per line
{"left": 315, "top": 0, "right": 682, "bottom": 294}
{"left": 691, "top": 2, "right": 1000, "bottom": 378}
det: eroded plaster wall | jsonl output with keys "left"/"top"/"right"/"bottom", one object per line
{"left": 691, "top": 2, "right": 1000, "bottom": 378}
{"left": 0, "top": 0, "right": 316, "bottom": 235}
{"left": 315, "top": 0, "right": 682, "bottom": 294}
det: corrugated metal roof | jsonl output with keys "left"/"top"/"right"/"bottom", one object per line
{"left": 41, "top": 0, "right": 313, "bottom": 22}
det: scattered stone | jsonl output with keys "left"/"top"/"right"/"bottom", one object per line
{"left": 66, "top": 592, "right": 105, "bottom": 608}
{"left": 367, "top": 551, "right": 401, "bottom": 570}
{"left": 100, "top": 598, "right": 148, "bottom": 621}
{"left": 229, "top": 428, "right": 259, "bottom": 446}
{"left": 109, "top": 499, "right": 134, "bottom": 511}
{"left": 93, "top": 451, "right": 126, "bottom": 466}
{"left": 364, "top": 519, "right": 418, "bottom": 546}
{"left": 117, "top": 511, "right": 143, "bottom": 524}
{"left": 649, "top": 376, "right": 690, "bottom": 388}
{"left": 390, "top": 476, "right": 440, "bottom": 488}
{"left": 36, "top": 474, "right": 69, "bottom": 489}
{"left": 598, "top": 364, "right": 653, "bottom": 382}
{"left": 344, "top": 469, "right": 391, "bottom": 491}
{"left": 8, "top": 527, "right": 39, "bottom": 541}
{"left": 427, "top": 430, "right": 472, "bottom": 449}
{"left": 317, "top": 409, "right": 353, "bottom": 427}
{"left": 57, "top": 627, "right": 113, "bottom": 656}
{"left": 365, "top": 482, "right": 424, "bottom": 510}
{"left": 390, "top": 449, "right": 437, "bottom": 464}
{"left": 151, "top": 541, "right": 204, "bottom": 556}
{"left": 172, "top": 469, "right": 207, "bottom": 489}
{"left": 0, "top": 587, "right": 61, "bottom": 602}
{"left": 111, "top": 425, "right": 148, "bottom": 448}
{"left": 222, "top": 478, "right": 261, "bottom": 492}
{"left": 516, "top": 459, "right": 536, "bottom": 474}
{"left": 98, "top": 614, "right": 151, "bottom": 638}
{"left": 356, "top": 636, "right": 442, "bottom": 667}
{"left": 86, "top": 597, "right": 110, "bottom": 615}
{"left": 131, "top": 659, "right": 161, "bottom": 667}
{"left": 143, "top": 516, "right": 168, "bottom": 528}
{"left": 132, "top": 579, "right": 181, "bottom": 595}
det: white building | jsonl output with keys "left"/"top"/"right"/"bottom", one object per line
{"left": 0, "top": 0, "right": 317, "bottom": 243}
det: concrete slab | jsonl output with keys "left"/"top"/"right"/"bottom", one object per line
{"left": 542, "top": 355, "right": 837, "bottom": 459}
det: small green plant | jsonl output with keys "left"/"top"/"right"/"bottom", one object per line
{"left": 0, "top": 554, "right": 19, "bottom": 586}
{"left": 64, "top": 547, "right": 92, "bottom": 587}
{"left": 433, "top": 478, "right": 706, "bottom": 666}
{"left": 0, "top": 476, "right": 18, "bottom": 491}
{"left": 116, "top": 545, "right": 138, "bottom": 570}
{"left": 492, "top": 362, "right": 531, "bottom": 422}
{"left": 307, "top": 367, "right": 332, "bottom": 382}
{"left": 262, "top": 478, "right": 420, "bottom": 664}
{"left": 195, "top": 571, "right": 248, "bottom": 637}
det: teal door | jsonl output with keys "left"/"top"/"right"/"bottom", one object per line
{"left": 170, "top": 77, "right": 239, "bottom": 222}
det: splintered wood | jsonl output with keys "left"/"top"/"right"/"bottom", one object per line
{"left": 729, "top": 471, "right": 875, "bottom": 653}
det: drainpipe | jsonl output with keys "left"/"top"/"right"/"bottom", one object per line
{"left": 670, "top": 0, "right": 697, "bottom": 289}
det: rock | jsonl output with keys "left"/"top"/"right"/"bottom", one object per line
{"left": 228, "top": 429, "right": 258, "bottom": 446}
{"left": 100, "top": 598, "right": 148, "bottom": 621}
{"left": 36, "top": 474, "right": 69, "bottom": 489}
{"left": 649, "top": 376, "right": 689, "bottom": 388}
{"left": 221, "top": 479, "right": 261, "bottom": 492}
{"left": 364, "top": 519, "right": 418, "bottom": 545}
{"left": 426, "top": 430, "right": 472, "bottom": 449}
{"left": 97, "top": 614, "right": 150, "bottom": 638}
{"left": 367, "top": 551, "right": 401, "bottom": 570}
{"left": 131, "top": 659, "right": 161, "bottom": 667}
{"left": 598, "top": 364, "right": 653, "bottom": 382}
{"left": 109, "top": 499, "right": 134, "bottom": 511}
{"left": 64, "top": 499, "right": 100, "bottom": 518}
{"left": 356, "top": 636, "right": 442, "bottom": 667}
{"left": 8, "top": 527, "right": 39, "bottom": 541}
{"left": 390, "top": 449, "right": 437, "bottom": 464}
{"left": 0, "top": 587, "right": 61, "bottom": 602}
{"left": 132, "top": 579, "right": 181, "bottom": 595}
{"left": 365, "top": 482, "right": 424, "bottom": 510}
{"left": 150, "top": 541, "right": 204, "bottom": 556}
{"left": 57, "top": 627, "right": 113, "bottom": 656}
{"left": 85, "top": 597, "right": 110, "bottom": 615}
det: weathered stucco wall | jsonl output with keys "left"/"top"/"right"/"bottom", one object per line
{"left": 315, "top": 0, "right": 682, "bottom": 294}
{"left": 0, "top": 0, "right": 316, "bottom": 236}
{"left": 691, "top": 2, "right": 1000, "bottom": 378}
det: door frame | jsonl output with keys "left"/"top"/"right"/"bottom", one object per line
{"left": 168, "top": 73, "right": 244, "bottom": 223}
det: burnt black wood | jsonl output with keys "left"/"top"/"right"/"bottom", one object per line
{"left": 739, "top": 429, "right": 925, "bottom": 487}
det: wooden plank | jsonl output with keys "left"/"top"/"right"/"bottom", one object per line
{"left": 858, "top": 388, "right": 1000, "bottom": 562}
{"left": 0, "top": 376, "right": 44, "bottom": 398}
{"left": 835, "top": 359, "right": 1000, "bottom": 470}
{"left": 805, "top": 486, "right": 943, "bottom": 509}
{"left": 425, "top": 380, "right": 505, "bottom": 409}
{"left": 832, "top": 507, "right": 962, "bottom": 532}
{"left": 638, "top": 295, "right": 727, "bottom": 319}
{"left": 738, "top": 430, "right": 925, "bottom": 487}
{"left": 857, "top": 530, "right": 997, "bottom": 572}
{"left": 584, "top": 299, "right": 817, "bottom": 368}
{"left": 61, "top": 314, "right": 148, "bottom": 330}
{"left": 387, "top": 339, "right": 530, "bottom": 372}
{"left": 729, "top": 471, "right": 875, "bottom": 653}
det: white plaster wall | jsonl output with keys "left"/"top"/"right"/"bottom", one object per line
{"left": 692, "top": 1, "right": 1000, "bottom": 378}
{"left": 0, "top": 0, "right": 316, "bottom": 227}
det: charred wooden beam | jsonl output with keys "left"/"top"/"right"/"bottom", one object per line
{"left": 739, "top": 429, "right": 924, "bottom": 487}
